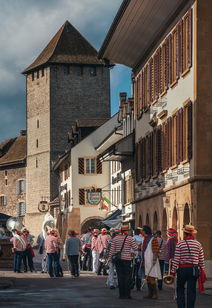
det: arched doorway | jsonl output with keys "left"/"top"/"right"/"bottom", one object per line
{"left": 162, "top": 209, "right": 167, "bottom": 237}
{"left": 153, "top": 211, "right": 158, "bottom": 232}
{"left": 146, "top": 213, "right": 150, "bottom": 226}
{"left": 139, "top": 215, "right": 142, "bottom": 227}
{"left": 81, "top": 216, "right": 103, "bottom": 233}
{"left": 183, "top": 203, "right": 190, "bottom": 225}
{"left": 172, "top": 206, "right": 178, "bottom": 230}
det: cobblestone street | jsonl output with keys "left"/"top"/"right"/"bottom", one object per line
{"left": 0, "top": 270, "right": 211, "bottom": 308}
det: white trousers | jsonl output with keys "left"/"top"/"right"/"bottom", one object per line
{"left": 107, "top": 261, "right": 118, "bottom": 287}
{"left": 92, "top": 250, "right": 99, "bottom": 273}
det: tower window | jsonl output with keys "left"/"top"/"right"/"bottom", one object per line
{"left": 36, "top": 158, "right": 38, "bottom": 168}
{"left": 5, "top": 179, "right": 8, "bottom": 186}
{"left": 37, "top": 119, "right": 39, "bottom": 128}
{"left": 64, "top": 65, "right": 70, "bottom": 75}
{"left": 32, "top": 72, "right": 34, "bottom": 81}
{"left": 89, "top": 66, "right": 96, "bottom": 77}
{"left": 36, "top": 139, "right": 39, "bottom": 148}
{"left": 37, "top": 70, "right": 39, "bottom": 79}
{"left": 5, "top": 170, "right": 7, "bottom": 176}
{"left": 76, "top": 66, "right": 83, "bottom": 76}
{"left": 41, "top": 68, "right": 44, "bottom": 77}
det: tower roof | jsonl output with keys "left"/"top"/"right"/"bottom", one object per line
{"left": 23, "top": 21, "right": 102, "bottom": 74}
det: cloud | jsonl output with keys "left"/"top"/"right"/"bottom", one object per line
{"left": 0, "top": 0, "right": 126, "bottom": 141}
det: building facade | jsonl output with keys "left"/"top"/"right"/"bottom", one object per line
{"left": 53, "top": 116, "right": 119, "bottom": 238}
{"left": 23, "top": 21, "right": 111, "bottom": 236}
{"left": 0, "top": 132, "right": 26, "bottom": 220}
{"left": 99, "top": 0, "right": 212, "bottom": 275}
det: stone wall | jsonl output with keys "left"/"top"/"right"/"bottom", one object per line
{"left": 0, "top": 165, "right": 26, "bottom": 217}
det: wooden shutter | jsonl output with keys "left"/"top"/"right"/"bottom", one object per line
{"left": 165, "top": 38, "right": 169, "bottom": 89}
{"left": 78, "top": 158, "right": 84, "bottom": 174}
{"left": 136, "top": 143, "right": 141, "bottom": 182}
{"left": 158, "top": 47, "right": 162, "bottom": 95}
{"left": 96, "top": 158, "right": 102, "bottom": 174}
{"left": 149, "top": 58, "right": 153, "bottom": 104}
{"left": 188, "top": 8, "right": 192, "bottom": 68}
{"left": 168, "top": 117, "right": 172, "bottom": 168}
{"left": 176, "top": 110, "right": 181, "bottom": 165}
{"left": 79, "top": 188, "right": 85, "bottom": 205}
{"left": 140, "top": 139, "right": 144, "bottom": 180}
{"left": 177, "top": 21, "right": 182, "bottom": 77}
{"left": 169, "top": 34, "right": 173, "bottom": 85}
{"left": 156, "top": 126, "right": 162, "bottom": 173}
{"left": 179, "top": 108, "right": 183, "bottom": 162}
{"left": 188, "top": 101, "right": 193, "bottom": 160}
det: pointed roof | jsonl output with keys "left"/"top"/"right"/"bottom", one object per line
{"left": 23, "top": 21, "right": 102, "bottom": 74}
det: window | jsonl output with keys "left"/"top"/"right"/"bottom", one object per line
{"left": 78, "top": 157, "right": 102, "bottom": 174}
{"left": 36, "top": 139, "right": 38, "bottom": 148}
{"left": 16, "top": 180, "right": 26, "bottom": 195}
{"left": 32, "top": 72, "right": 34, "bottom": 81}
{"left": 76, "top": 66, "right": 83, "bottom": 76}
{"left": 64, "top": 65, "right": 70, "bottom": 75}
{"left": 36, "top": 158, "right": 38, "bottom": 168}
{"left": 172, "top": 114, "right": 177, "bottom": 165}
{"left": 16, "top": 202, "right": 26, "bottom": 217}
{"left": 42, "top": 68, "right": 44, "bottom": 77}
{"left": 89, "top": 66, "right": 96, "bottom": 76}
{"left": 0, "top": 195, "right": 7, "bottom": 206}
{"left": 182, "top": 9, "right": 192, "bottom": 73}
{"left": 37, "top": 119, "right": 39, "bottom": 128}
{"left": 86, "top": 158, "right": 96, "bottom": 174}
{"left": 5, "top": 170, "right": 7, "bottom": 176}
{"left": 5, "top": 179, "right": 8, "bottom": 186}
{"left": 37, "top": 70, "right": 39, "bottom": 79}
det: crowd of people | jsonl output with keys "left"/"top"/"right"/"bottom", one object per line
{"left": 9, "top": 223, "right": 206, "bottom": 307}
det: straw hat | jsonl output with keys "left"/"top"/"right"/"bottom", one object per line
{"left": 183, "top": 224, "right": 197, "bottom": 234}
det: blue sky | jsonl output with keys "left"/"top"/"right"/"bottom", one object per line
{"left": 0, "top": 0, "right": 132, "bottom": 142}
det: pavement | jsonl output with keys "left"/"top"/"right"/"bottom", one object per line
{"left": 0, "top": 270, "right": 211, "bottom": 308}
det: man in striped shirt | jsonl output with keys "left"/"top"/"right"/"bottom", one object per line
{"left": 109, "top": 225, "right": 138, "bottom": 299}
{"left": 171, "top": 225, "right": 205, "bottom": 308}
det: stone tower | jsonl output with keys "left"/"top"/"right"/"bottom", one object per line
{"left": 23, "top": 21, "right": 110, "bottom": 235}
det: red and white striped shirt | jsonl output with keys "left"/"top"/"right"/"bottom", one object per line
{"left": 171, "top": 239, "right": 205, "bottom": 273}
{"left": 109, "top": 234, "right": 138, "bottom": 261}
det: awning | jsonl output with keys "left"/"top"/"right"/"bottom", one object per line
{"left": 101, "top": 209, "right": 122, "bottom": 229}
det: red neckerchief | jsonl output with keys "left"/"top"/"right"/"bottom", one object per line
{"left": 184, "top": 234, "right": 194, "bottom": 240}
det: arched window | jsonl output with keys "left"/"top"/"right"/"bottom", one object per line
{"left": 183, "top": 203, "right": 190, "bottom": 225}
{"left": 172, "top": 206, "right": 178, "bottom": 230}
{"left": 162, "top": 208, "right": 167, "bottom": 237}
{"left": 153, "top": 211, "right": 158, "bottom": 232}
{"left": 146, "top": 213, "right": 150, "bottom": 226}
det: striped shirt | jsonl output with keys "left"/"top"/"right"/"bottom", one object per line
{"left": 171, "top": 239, "right": 205, "bottom": 273}
{"left": 109, "top": 234, "right": 138, "bottom": 261}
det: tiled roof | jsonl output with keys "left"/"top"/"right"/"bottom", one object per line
{"left": 0, "top": 136, "right": 26, "bottom": 166}
{"left": 23, "top": 21, "right": 102, "bottom": 74}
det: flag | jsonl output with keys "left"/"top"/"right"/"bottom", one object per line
{"left": 99, "top": 196, "right": 110, "bottom": 211}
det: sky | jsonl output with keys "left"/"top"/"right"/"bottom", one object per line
{"left": 0, "top": 0, "right": 132, "bottom": 143}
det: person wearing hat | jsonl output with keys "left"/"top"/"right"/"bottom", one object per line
{"left": 170, "top": 225, "right": 205, "bottom": 308}
{"left": 141, "top": 225, "right": 161, "bottom": 300}
{"left": 96, "top": 227, "right": 111, "bottom": 275}
{"left": 165, "top": 228, "right": 178, "bottom": 273}
{"left": 45, "top": 229, "right": 60, "bottom": 277}
{"left": 10, "top": 229, "right": 26, "bottom": 273}
{"left": 109, "top": 225, "right": 138, "bottom": 299}
{"left": 65, "top": 230, "right": 81, "bottom": 278}
{"left": 106, "top": 228, "right": 118, "bottom": 289}
{"left": 91, "top": 229, "right": 100, "bottom": 274}
{"left": 21, "top": 228, "right": 35, "bottom": 272}
{"left": 81, "top": 227, "right": 93, "bottom": 271}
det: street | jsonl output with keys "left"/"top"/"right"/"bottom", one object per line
{"left": 0, "top": 270, "right": 211, "bottom": 308}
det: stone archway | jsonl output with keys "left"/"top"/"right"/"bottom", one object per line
{"left": 172, "top": 206, "right": 178, "bottom": 230}
{"left": 183, "top": 203, "right": 190, "bottom": 225}
{"left": 153, "top": 211, "right": 158, "bottom": 233}
{"left": 81, "top": 216, "right": 103, "bottom": 233}
{"left": 162, "top": 208, "right": 167, "bottom": 237}
{"left": 146, "top": 213, "right": 150, "bottom": 226}
{"left": 139, "top": 215, "right": 142, "bottom": 227}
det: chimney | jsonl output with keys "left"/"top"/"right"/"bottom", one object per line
{"left": 20, "top": 130, "right": 27, "bottom": 136}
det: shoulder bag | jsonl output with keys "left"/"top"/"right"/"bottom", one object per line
{"left": 112, "top": 236, "right": 128, "bottom": 264}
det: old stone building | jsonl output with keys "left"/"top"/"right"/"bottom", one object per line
{"left": 22, "top": 21, "right": 111, "bottom": 236}
{"left": 0, "top": 131, "right": 26, "bottom": 221}
{"left": 99, "top": 0, "right": 212, "bottom": 275}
